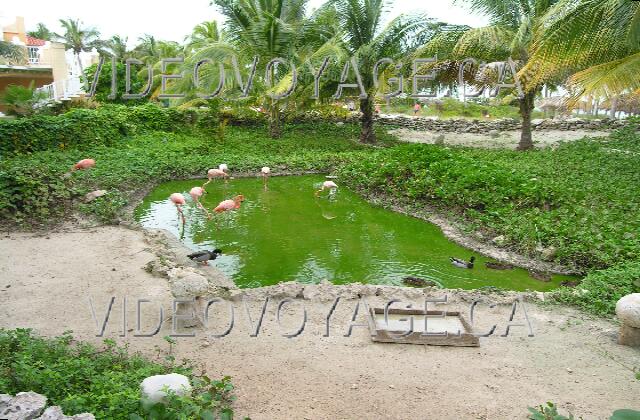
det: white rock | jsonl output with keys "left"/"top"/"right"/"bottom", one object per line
{"left": 141, "top": 373, "right": 192, "bottom": 403}
{"left": 492, "top": 235, "right": 507, "bottom": 246}
{"left": 531, "top": 119, "right": 545, "bottom": 126}
{"left": 167, "top": 267, "right": 209, "bottom": 298}
{"left": 0, "top": 391, "right": 46, "bottom": 420}
{"left": 616, "top": 294, "right": 640, "bottom": 328}
{"left": 84, "top": 190, "right": 107, "bottom": 202}
{"left": 36, "top": 406, "right": 95, "bottom": 420}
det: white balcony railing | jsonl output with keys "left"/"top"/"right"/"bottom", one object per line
{"left": 35, "top": 75, "right": 84, "bottom": 103}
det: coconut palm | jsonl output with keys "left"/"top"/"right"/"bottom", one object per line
{"left": 0, "top": 41, "right": 26, "bottom": 65}
{"left": 27, "top": 23, "right": 53, "bottom": 41}
{"left": 418, "top": 0, "right": 559, "bottom": 150}
{"left": 187, "top": 0, "right": 337, "bottom": 138}
{"left": 185, "top": 21, "right": 224, "bottom": 52}
{"left": 524, "top": 0, "right": 640, "bottom": 111}
{"left": 106, "top": 35, "right": 130, "bottom": 61}
{"left": 54, "top": 19, "right": 104, "bottom": 75}
{"left": 329, "top": 0, "right": 428, "bottom": 143}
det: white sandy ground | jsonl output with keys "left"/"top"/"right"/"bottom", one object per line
{"left": 1, "top": 225, "right": 639, "bottom": 419}
{"left": 389, "top": 128, "right": 611, "bottom": 149}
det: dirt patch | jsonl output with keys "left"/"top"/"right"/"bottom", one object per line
{"left": 1, "top": 225, "right": 638, "bottom": 419}
{"left": 390, "top": 128, "right": 610, "bottom": 149}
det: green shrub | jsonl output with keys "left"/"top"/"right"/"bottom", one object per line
{"left": 0, "top": 104, "right": 197, "bottom": 155}
{"left": 552, "top": 260, "right": 640, "bottom": 316}
{"left": 0, "top": 329, "right": 235, "bottom": 419}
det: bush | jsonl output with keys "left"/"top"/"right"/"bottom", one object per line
{"left": 552, "top": 260, "right": 640, "bottom": 316}
{"left": 0, "top": 329, "right": 235, "bottom": 419}
{"left": 0, "top": 104, "right": 198, "bottom": 155}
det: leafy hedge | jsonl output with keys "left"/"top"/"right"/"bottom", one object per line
{"left": 0, "top": 104, "right": 198, "bottom": 155}
{"left": 552, "top": 260, "right": 640, "bottom": 316}
{"left": 0, "top": 329, "right": 235, "bottom": 419}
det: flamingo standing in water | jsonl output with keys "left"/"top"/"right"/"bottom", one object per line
{"left": 170, "top": 193, "right": 186, "bottom": 225}
{"left": 189, "top": 186, "right": 211, "bottom": 219}
{"left": 261, "top": 167, "right": 270, "bottom": 189}
{"left": 202, "top": 168, "right": 228, "bottom": 190}
{"left": 214, "top": 195, "right": 245, "bottom": 213}
{"left": 315, "top": 180, "right": 338, "bottom": 196}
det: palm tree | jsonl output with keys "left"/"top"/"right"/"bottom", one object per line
{"left": 194, "top": 0, "right": 323, "bottom": 138}
{"left": 524, "top": 0, "right": 640, "bottom": 110}
{"left": 106, "top": 35, "right": 129, "bottom": 61}
{"left": 419, "top": 0, "right": 558, "bottom": 150}
{"left": 54, "top": 19, "right": 104, "bottom": 75}
{"left": 185, "top": 21, "right": 223, "bottom": 52}
{"left": 27, "top": 23, "right": 53, "bottom": 41}
{"left": 330, "top": 0, "right": 427, "bottom": 143}
{"left": 0, "top": 41, "right": 26, "bottom": 65}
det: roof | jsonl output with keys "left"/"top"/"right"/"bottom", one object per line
{"left": 26, "top": 36, "right": 46, "bottom": 46}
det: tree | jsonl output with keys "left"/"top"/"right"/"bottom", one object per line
{"left": 1, "top": 83, "right": 48, "bottom": 117}
{"left": 524, "top": 0, "right": 640, "bottom": 108}
{"left": 106, "top": 35, "right": 130, "bottom": 61}
{"left": 0, "top": 41, "right": 26, "bottom": 65}
{"left": 330, "top": 0, "right": 428, "bottom": 143}
{"left": 54, "top": 19, "right": 104, "bottom": 75}
{"left": 185, "top": 21, "right": 223, "bottom": 52}
{"left": 419, "top": 0, "right": 559, "bottom": 150}
{"left": 27, "top": 23, "right": 53, "bottom": 41}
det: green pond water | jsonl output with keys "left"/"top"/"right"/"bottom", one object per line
{"left": 135, "top": 175, "right": 576, "bottom": 290}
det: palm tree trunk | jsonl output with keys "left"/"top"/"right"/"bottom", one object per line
{"left": 610, "top": 96, "right": 618, "bottom": 119}
{"left": 268, "top": 99, "right": 282, "bottom": 139}
{"left": 359, "top": 97, "right": 376, "bottom": 144}
{"left": 517, "top": 90, "right": 536, "bottom": 151}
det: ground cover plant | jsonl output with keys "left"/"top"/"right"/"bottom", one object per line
{"left": 0, "top": 329, "right": 235, "bottom": 419}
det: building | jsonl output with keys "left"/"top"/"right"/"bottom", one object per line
{"left": 0, "top": 16, "right": 97, "bottom": 113}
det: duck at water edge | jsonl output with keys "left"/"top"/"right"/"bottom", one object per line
{"left": 450, "top": 256, "right": 475, "bottom": 269}
{"left": 187, "top": 249, "right": 223, "bottom": 265}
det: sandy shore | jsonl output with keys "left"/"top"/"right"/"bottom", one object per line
{"left": 1, "top": 225, "right": 638, "bottom": 419}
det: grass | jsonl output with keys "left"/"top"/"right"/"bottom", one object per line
{"left": 337, "top": 127, "right": 640, "bottom": 273}
{"left": 0, "top": 123, "right": 393, "bottom": 225}
{"left": 0, "top": 329, "right": 235, "bottom": 419}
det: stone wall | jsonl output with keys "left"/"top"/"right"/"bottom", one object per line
{"left": 373, "top": 114, "right": 630, "bottom": 133}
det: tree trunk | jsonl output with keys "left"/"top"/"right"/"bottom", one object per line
{"left": 610, "top": 96, "right": 618, "bottom": 119}
{"left": 517, "top": 90, "right": 536, "bottom": 151}
{"left": 359, "top": 97, "right": 376, "bottom": 144}
{"left": 268, "top": 100, "right": 282, "bottom": 139}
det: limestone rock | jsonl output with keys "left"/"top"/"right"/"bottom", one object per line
{"left": 616, "top": 294, "right": 640, "bottom": 328}
{"left": 84, "top": 190, "right": 107, "bottom": 202}
{"left": 0, "top": 391, "right": 46, "bottom": 420}
{"left": 36, "top": 406, "right": 95, "bottom": 420}
{"left": 167, "top": 267, "right": 209, "bottom": 298}
{"left": 141, "top": 373, "right": 192, "bottom": 403}
{"left": 492, "top": 235, "right": 507, "bottom": 246}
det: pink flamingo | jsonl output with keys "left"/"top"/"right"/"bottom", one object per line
{"left": 214, "top": 195, "right": 245, "bottom": 213}
{"left": 73, "top": 158, "right": 96, "bottom": 171}
{"left": 261, "top": 166, "right": 270, "bottom": 189}
{"left": 189, "top": 186, "right": 211, "bottom": 219}
{"left": 315, "top": 180, "right": 338, "bottom": 196}
{"left": 202, "top": 168, "right": 228, "bottom": 190}
{"left": 170, "top": 193, "right": 186, "bottom": 225}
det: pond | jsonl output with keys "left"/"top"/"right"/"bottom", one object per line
{"left": 135, "top": 175, "right": 576, "bottom": 290}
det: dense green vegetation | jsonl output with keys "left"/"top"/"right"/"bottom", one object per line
{"left": 338, "top": 124, "right": 640, "bottom": 272}
{"left": 0, "top": 329, "right": 235, "bottom": 419}
{"left": 0, "top": 115, "right": 383, "bottom": 224}
{"left": 383, "top": 97, "right": 544, "bottom": 120}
